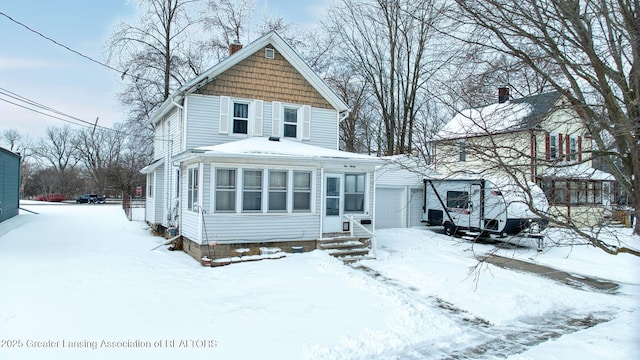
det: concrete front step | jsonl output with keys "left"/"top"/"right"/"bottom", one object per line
{"left": 327, "top": 248, "right": 371, "bottom": 258}
{"left": 319, "top": 240, "right": 367, "bottom": 250}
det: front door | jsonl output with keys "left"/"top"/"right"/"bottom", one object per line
{"left": 323, "top": 174, "right": 343, "bottom": 233}
{"left": 468, "top": 183, "right": 482, "bottom": 230}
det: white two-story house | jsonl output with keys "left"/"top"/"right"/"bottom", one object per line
{"left": 140, "top": 31, "right": 380, "bottom": 262}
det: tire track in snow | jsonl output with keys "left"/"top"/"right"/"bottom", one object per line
{"left": 350, "top": 264, "right": 614, "bottom": 359}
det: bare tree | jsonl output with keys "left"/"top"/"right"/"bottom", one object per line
{"left": 201, "top": 0, "right": 255, "bottom": 61}
{"left": 324, "top": 0, "right": 452, "bottom": 155}
{"left": 453, "top": 0, "right": 640, "bottom": 240}
{"left": 105, "top": 0, "right": 201, "bottom": 133}
{"left": 31, "top": 126, "right": 79, "bottom": 196}
{"left": 74, "top": 128, "right": 126, "bottom": 195}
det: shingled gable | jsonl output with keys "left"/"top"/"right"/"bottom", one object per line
{"left": 151, "top": 31, "right": 348, "bottom": 125}
{"left": 436, "top": 91, "right": 563, "bottom": 141}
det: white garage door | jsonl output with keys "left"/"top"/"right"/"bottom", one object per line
{"left": 375, "top": 188, "right": 404, "bottom": 229}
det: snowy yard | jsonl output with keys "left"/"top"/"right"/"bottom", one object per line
{"left": 0, "top": 202, "right": 638, "bottom": 359}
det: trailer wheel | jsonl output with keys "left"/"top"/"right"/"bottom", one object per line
{"left": 444, "top": 222, "right": 458, "bottom": 236}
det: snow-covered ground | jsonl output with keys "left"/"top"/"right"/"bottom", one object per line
{"left": 0, "top": 201, "right": 638, "bottom": 359}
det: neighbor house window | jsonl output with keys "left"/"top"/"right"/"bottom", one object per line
{"left": 549, "top": 134, "right": 558, "bottom": 159}
{"left": 293, "top": 171, "right": 312, "bottom": 212}
{"left": 554, "top": 181, "right": 567, "bottom": 204}
{"left": 215, "top": 168, "right": 236, "bottom": 212}
{"left": 243, "top": 169, "right": 262, "bottom": 211}
{"left": 283, "top": 108, "right": 298, "bottom": 138}
{"left": 268, "top": 170, "right": 287, "bottom": 211}
{"left": 570, "top": 136, "right": 578, "bottom": 161}
{"left": 147, "top": 172, "right": 154, "bottom": 198}
{"left": 233, "top": 102, "right": 249, "bottom": 134}
{"left": 458, "top": 139, "right": 466, "bottom": 162}
{"left": 187, "top": 167, "right": 199, "bottom": 212}
{"left": 345, "top": 173, "right": 365, "bottom": 212}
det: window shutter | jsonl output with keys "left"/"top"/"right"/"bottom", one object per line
{"left": 545, "top": 133, "right": 550, "bottom": 160}
{"left": 558, "top": 134, "right": 563, "bottom": 158}
{"left": 577, "top": 136, "right": 582, "bottom": 162}
{"left": 253, "top": 100, "right": 263, "bottom": 136}
{"left": 219, "top": 96, "right": 230, "bottom": 134}
{"left": 300, "top": 105, "right": 311, "bottom": 140}
{"left": 272, "top": 101, "right": 282, "bottom": 137}
{"left": 566, "top": 135, "right": 571, "bottom": 161}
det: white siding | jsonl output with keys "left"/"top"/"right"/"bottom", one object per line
{"left": 184, "top": 95, "right": 222, "bottom": 149}
{"left": 202, "top": 214, "right": 320, "bottom": 243}
{"left": 183, "top": 94, "right": 339, "bottom": 151}
{"left": 309, "top": 107, "right": 338, "bottom": 149}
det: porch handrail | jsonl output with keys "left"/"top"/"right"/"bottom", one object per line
{"left": 344, "top": 214, "right": 376, "bottom": 257}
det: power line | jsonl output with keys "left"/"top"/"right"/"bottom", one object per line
{"left": 0, "top": 11, "right": 141, "bottom": 82}
{"left": 0, "top": 97, "right": 98, "bottom": 130}
{"left": 0, "top": 87, "right": 112, "bottom": 130}
{"left": 0, "top": 87, "right": 123, "bottom": 133}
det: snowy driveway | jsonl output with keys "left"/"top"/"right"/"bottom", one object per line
{"left": 0, "top": 203, "right": 638, "bottom": 359}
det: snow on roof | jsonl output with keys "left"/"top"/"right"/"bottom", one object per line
{"left": 436, "top": 101, "right": 533, "bottom": 140}
{"left": 192, "top": 137, "right": 380, "bottom": 162}
{"left": 436, "top": 91, "right": 563, "bottom": 141}
{"left": 541, "top": 163, "right": 615, "bottom": 181}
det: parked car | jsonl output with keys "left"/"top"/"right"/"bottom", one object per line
{"left": 33, "top": 194, "right": 66, "bottom": 202}
{"left": 76, "top": 194, "right": 106, "bottom": 204}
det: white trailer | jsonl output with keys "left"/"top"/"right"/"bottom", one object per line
{"left": 422, "top": 176, "right": 549, "bottom": 248}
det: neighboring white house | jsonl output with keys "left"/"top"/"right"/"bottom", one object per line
{"left": 140, "top": 31, "right": 381, "bottom": 261}
{"left": 433, "top": 88, "right": 615, "bottom": 227}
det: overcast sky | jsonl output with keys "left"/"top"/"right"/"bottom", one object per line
{"left": 0, "top": 0, "right": 327, "bottom": 141}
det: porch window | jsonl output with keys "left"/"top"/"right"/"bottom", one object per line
{"left": 233, "top": 103, "right": 249, "bottom": 134}
{"left": 554, "top": 181, "right": 567, "bottom": 204}
{"left": 243, "top": 169, "right": 262, "bottom": 211}
{"left": 345, "top": 173, "right": 365, "bottom": 212}
{"left": 187, "top": 167, "right": 199, "bottom": 212}
{"left": 215, "top": 168, "right": 236, "bottom": 212}
{"left": 283, "top": 108, "right": 298, "bottom": 138}
{"left": 293, "top": 171, "right": 311, "bottom": 212}
{"left": 147, "top": 172, "right": 154, "bottom": 198}
{"left": 268, "top": 170, "right": 287, "bottom": 211}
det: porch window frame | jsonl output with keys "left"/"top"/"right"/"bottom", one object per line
{"left": 214, "top": 168, "right": 237, "bottom": 213}
{"left": 344, "top": 173, "right": 366, "bottom": 213}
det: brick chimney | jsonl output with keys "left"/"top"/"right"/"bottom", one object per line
{"left": 498, "top": 87, "right": 509, "bottom": 103}
{"left": 229, "top": 39, "right": 243, "bottom": 55}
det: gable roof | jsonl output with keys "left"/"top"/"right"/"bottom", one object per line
{"left": 436, "top": 91, "right": 563, "bottom": 141}
{"left": 151, "top": 31, "right": 348, "bottom": 124}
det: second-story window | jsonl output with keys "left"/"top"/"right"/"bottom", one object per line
{"left": 233, "top": 103, "right": 249, "bottom": 134}
{"left": 570, "top": 136, "right": 578, "bottom": 161}
{"left": 458, "top": 139, "right": 467, "bottom": 162}
{"left": 549, "top": 134, "right": 558, "bottom": 159}
{"left": 283, "top": 108, "right": 297, "bottom": 138}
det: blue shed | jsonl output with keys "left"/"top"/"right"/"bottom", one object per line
{"left": 0, "top": 147, "right": 21, "bottom": 223}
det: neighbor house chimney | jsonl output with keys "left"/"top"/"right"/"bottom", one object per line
{"left": 498, "top": 87, "right": 509, "bottom": 103}
{"left": 229, "top": 39, "right": 243, "bottom": 55}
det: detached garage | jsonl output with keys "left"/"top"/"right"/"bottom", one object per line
{"left": 0, "top": 147, "right": 20, "bottom": 223}
{"left": 375, "top": 156, "right": 434, "bottom": 229}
